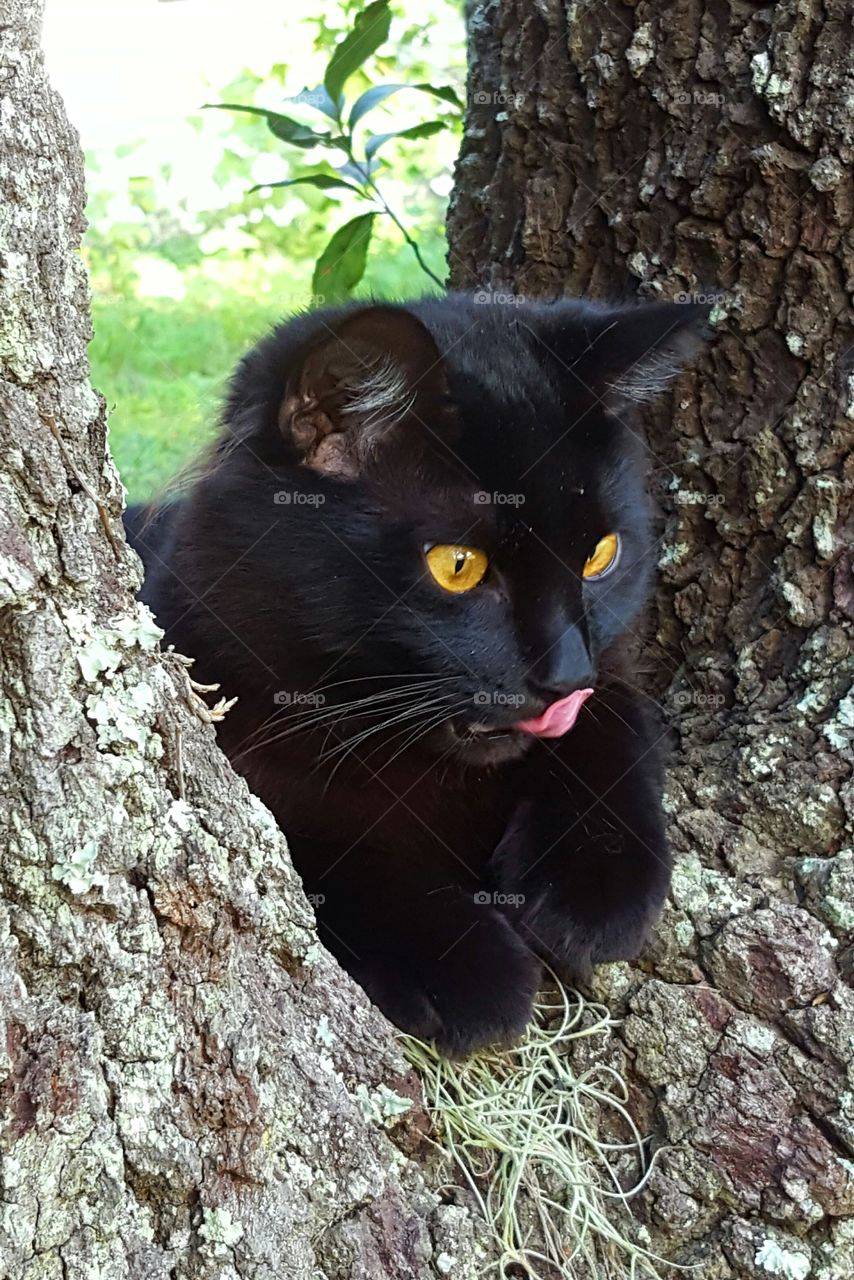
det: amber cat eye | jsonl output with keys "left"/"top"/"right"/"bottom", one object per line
{"left": 425, "top": 544, "right": 489, "bottom": 593}
{"left": 582, "top": 533, "right": 620, "bottom": 580}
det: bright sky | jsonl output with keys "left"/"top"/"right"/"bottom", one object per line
{"left": 43, "top": 0, "right": 301, "bottom": 152}
{"left": 41, "top": 0, "right": 463, "bottom": 293}
{"left": 42, "top": 0, "right": 462, "bottom": 196}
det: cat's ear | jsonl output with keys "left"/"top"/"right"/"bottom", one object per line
{"left": 279, "top": 305, "right": 448, "bottom": 477}
{"left": 547, "top": 300, "right": 711, "bottom": 413}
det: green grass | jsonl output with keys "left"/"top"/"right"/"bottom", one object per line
{"left": 90, "top": 279, "right": 289, "bottom": 501}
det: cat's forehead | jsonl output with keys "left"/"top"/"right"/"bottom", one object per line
{"left": 416, "top": 311, "right": 603, "bottom": 470}
{"left": 449, "top": 367, "right": 609, "bottom": 487}
{"left": 394, "top": 423, "right": 631, "bottom": 547}
{"left": 435, "top": 313, "right": 563, "bottom": 403}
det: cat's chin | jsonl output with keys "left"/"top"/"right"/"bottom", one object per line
{"left": 437, "top": 720, "right": 535, "bottom": 768}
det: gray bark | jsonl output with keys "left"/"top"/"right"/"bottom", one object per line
{"left": 449, "top": 0, "right": 854, "bottom": 1276}
{"left": 0, "top": 5, "right": 487, "bottom": 1277}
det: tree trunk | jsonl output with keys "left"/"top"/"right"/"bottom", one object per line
{"left": 450, "top": 0, "right": 854, "bottom": 1275}
{"left": 0, "top": 6, "right": 487, "bottom": 1277}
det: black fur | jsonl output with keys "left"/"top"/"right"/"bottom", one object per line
{"left": 126, "top": 293, "right": 707, "bottom": 1055}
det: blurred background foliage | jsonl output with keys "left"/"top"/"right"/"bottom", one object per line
{"left": 47, "top": 0, "right": 465, "bottom": 498}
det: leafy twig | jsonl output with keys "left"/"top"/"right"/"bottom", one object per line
{"left": 207, "top": 0, "right": 461, "bottom": 301}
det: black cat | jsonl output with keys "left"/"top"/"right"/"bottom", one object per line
{"left": 126, "top": 294, "right": 707, "bottom": 1055}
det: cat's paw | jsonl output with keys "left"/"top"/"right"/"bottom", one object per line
{"left": 488, "top": 807, "right": 669, "bottom": 984}
{"left": 502, "top": 887, "right": 660, "bottom": 984}
{"left": 351, "top": 910, "right": 540, "bottom": 1058}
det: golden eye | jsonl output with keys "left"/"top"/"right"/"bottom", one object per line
{"left": 425, "top": 544, "right": 489, "bottom": 593}
{"left": 583, "top": 533, "right": 620, "bottom": 580}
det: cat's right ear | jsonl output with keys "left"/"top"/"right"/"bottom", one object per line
{"left": 278, "top": 306, "right": 450, "bottom": 478}
{"left": 541, "top": 298, "right": 712, "bottom": 414}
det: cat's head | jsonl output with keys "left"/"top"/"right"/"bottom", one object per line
{"left": 196, "top": 293, "right": 708, "bottom": 766}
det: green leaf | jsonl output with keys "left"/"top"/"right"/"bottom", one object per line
{"left": 250, "top": 173, "right": 364, "bottom": 196}
{"left": 287, "top": 85, "right": 340, "bottom": 121}
{"left": 349, "top": 83, "right": 407, "bottom": 128}
{"left": 312, "top": 213, "right": 375, "bottom": 303}
{"left": 349, "top": 82, "right": 464, "bottom": 129}
{"left": 323, "top": 1, "right": 392, "bottom": 112}
{"left": 418, "top": 83, "right": 465, "bottom": 112}
{"left": 204, "top": 103, "right": 329, "bottom": 150}
{"left": 365, "top": 120, "right": 446, "bottom": 161}
{"left": 337, "top": 158, "right": 377, "bottom": 182}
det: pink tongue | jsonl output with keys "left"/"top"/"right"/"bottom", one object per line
{"left": 516, "top": 688, "right": 593, "bottom": 738}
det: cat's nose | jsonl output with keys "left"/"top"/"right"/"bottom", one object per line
{"left": 526, "top": 674, "right": 594, "bottom": 706}
{"left": 525, "top": 626, "right": 595, "bottom": 703}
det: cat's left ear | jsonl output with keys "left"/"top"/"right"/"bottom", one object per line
{"left": 279, "top": 305, "right": 449, "bottom": 477}
{"left": 545, "top": 299, "right": 711, "bottom": 413}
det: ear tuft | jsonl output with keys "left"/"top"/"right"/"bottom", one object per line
{"left": 601, "top": 301, "right": 711, "bottom": 410}
{"left": 341, "top": 353, "right": 417, "bottom": 445}
{"left": 606, "top": 323, "right": 707, "bottom": 405}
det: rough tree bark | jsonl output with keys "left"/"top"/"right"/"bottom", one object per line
{"left": 0, "top": 5, "right": 488, "bottom": 1277}
{"left": 449, "top": 1, "right": 853, "bottom": 1276}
